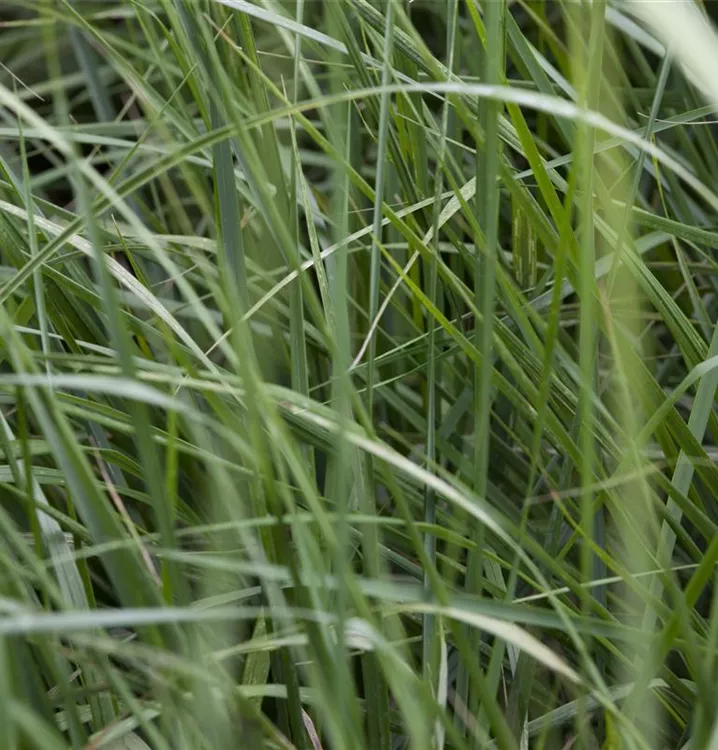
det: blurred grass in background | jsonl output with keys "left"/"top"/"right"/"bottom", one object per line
{"left": 1, "top": 0, "right": 718, "bottom": 748}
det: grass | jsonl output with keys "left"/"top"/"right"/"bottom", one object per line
{"left": 0, "top": 0, "right": 718, "bottom": 748}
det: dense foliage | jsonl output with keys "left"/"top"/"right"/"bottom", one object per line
{"left": 1, "top": 1, "right": 718, "bottom": 748}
